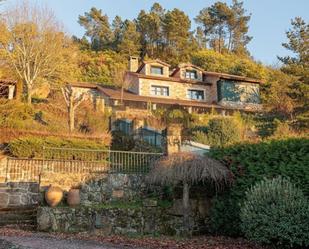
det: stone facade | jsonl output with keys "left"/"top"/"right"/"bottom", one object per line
{"left": 0, "top": 182, "right": 40, "bottom": 208}
{"left": 138, "top": 78, "right": 213, "bottom": 102}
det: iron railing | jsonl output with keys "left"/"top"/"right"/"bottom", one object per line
{"left": 43, "top": 147, "right": 163, "bottom": 174}
{"left": 2, "top": 148, "right": 163, "bottom": 182}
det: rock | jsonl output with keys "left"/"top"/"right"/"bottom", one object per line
{"left": 143, "top": 199, "right": 157, "bottom": 207}
{"left": 112, "top": 190, "right": 124, "bottom": 199}
{"left": 0, "top": 193, "right": 9, "bottom": 208}
{"left": 37, "top": 208, "right": 51, "bottom": 231}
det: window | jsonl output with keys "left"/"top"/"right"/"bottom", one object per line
{"left": 185, "top": 70, "right": 197, "bottom": 80}
{"left": 151, "top": 85, "right": 169, "bottom": 96}
{"left": 150, "top": 66, "right": 163, "bottom": 75}
{"left": 117, "top": 119, "right": 132, "bottom": 135}
{"left": 187, "top": 89, "right": 204, "bottom": 100}
{"left": 217, "top": 80, "right": 260, "bottom": 104}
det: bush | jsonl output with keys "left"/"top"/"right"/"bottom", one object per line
{"left": 240, "top": 177, "right": 309, "bottom": 248}
{"left": 9, "top": 136, "right": 107, "bottom": 158}
{"left": 206, "top": 118, "right": 242, "bottom": 147}
{"left": 208, "top": 138, "right": 309, "bottom": 236}
{"left": 0, "top": 99, "right": 37, "bottom": 129}
{"left": 191, "top": 117, "right": 242, "bottom": 146}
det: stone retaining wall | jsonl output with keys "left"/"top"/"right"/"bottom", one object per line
{"left": 0, "top": 182, "right": 40, "bottom": 208}
{"left": 37, "top": 205, "right": 203, "bottom": 236}
{"left": 80, "top": 174, "right": 146, "bottom": 205}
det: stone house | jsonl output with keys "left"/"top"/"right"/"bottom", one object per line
{"left": 69, "top": 57, "right": 263, "bottom": 142}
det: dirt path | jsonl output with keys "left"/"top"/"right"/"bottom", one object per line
{"left": 0, "top": 235, "right": 136, "bottom": 249}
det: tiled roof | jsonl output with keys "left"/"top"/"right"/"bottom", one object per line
{"left": 68, "top": 82, "right": 261, "bottom": 112}
{"left": 0, "top": 79, "right": 17, "bottom": 85}
{"left": 126, "top": 72, "right": 212, "bottom": 85}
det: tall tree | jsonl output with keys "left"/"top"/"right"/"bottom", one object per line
{"left": 0, "top": 2, "right": 78, "bottom": 104}
{"left": 111, "top": 15, "right": 123, "bottom": 51}
{"left": 162, "top": 8, "right": 197, "bottom": 65}
{"left": 117, "top": 20, "right": 141, "bottom": 57}
{"left": 278, "top": 17, "right": 309, "bottom": 127}
{"left": 136, "top": 3, "right": 165, "bottom": 58}
{"left": 229, "top": 0, "right": 252, "bottom": 55}
{"left": 78, "top": 7, "right": 113, "bottom": 51}
{"left": 195, "top": 1, "right": 251, "bottom": 54}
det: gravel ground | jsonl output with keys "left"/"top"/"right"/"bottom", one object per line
{"left": 0, "top": 235, "right": 134, "bottom": 249}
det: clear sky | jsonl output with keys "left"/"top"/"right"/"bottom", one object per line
{"left": 2, "top": 0, "right": 309, "bottom": 65}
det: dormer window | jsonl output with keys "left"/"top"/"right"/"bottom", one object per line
{"left": 150, "top": 66, "right": 163, "bottom": 75}
{"left": 185, "top": 70, "right": 197, "bottom": 80}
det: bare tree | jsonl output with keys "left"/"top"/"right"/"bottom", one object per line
{"left": 0, "top": 2, "right": 76, "bottom": 104}
{"left": 62, "top": 84, "right": 86, "bottom": 132}
{"left": 112, "top": 64, "right": 130, "bottom": 105}
{"left": 147, "top": 152, "right": 232, "bottom": 236}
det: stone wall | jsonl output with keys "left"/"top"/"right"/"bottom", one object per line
{"left": 80, "top": 174, "right": 146, "bottom": 205}
{"left": 37, "top": 200, "right": 208, "bottom": 236}
{"left": 0, "top": 182, "right": 40, "bottom": 208}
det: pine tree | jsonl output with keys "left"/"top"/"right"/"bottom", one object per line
{"left": 195, "top": 1, "right": 251, "bottom": 54}
{"left": 111, "top": 15, "right": 123, "bottom": 51}
{"left": 117, "top": 20, "right": 141, "bottom": 57}
{"left": 78, "top": 7, "right": 113, "bottom": 51}
{"left": 278, "top": 17, "right": 309, "bottom": 128}
{"left": 162, "top": 8, "right": 197, "bottom": 65}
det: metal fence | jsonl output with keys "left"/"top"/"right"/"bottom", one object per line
{"left": 3, "top": 148, "right": 163, "bottom": 182}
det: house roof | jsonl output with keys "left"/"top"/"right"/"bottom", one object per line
{"left": 203, "top": 71, "right": 262, "bottom": 84}
{"left": 0, "top": 79, "right": 17, "bottom": 86}
{"left": 170, "top": 63, "right": 205, "bottom": 77}
{"left": 68, "top": 82, "right": 260, "bottom": 113}
{"left": 136, "top": 59, "right": 171, "bottom": 73}
{"left": 127, "top": 72, "right": 212, "bottom": 85}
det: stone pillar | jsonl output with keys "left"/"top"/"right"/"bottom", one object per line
{"left": 166, "top": 123, "right": 182, "bottom": 155}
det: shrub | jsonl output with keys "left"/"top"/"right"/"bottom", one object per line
{"left": 206, "top": 117, "right": 242, "bottom": 147}
{"left": 192, "top": 130, "right": 209, "bottom": 145}
{"left": 190, "top": 117, "right": 243, "bottom": 146}
{"left": 208, "top": 138, "right": 309, "bottom": 236}
{"left": 0, "top": 99, "right": 37, "bottom": 129}
{"left": 240, "top": 177, "right": 309, "bottom": 248}
{"left": 9, "top": 136, "right": 107, "bottom": 158}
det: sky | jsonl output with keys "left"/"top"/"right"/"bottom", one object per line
{"left": 1, "top": 0, "right": 309, "bottom": 65}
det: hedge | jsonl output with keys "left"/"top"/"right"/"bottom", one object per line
{"left": 8, "top": 136, "right": 108, "bottom": 159}
{"left": 208, "top": 137, "right": 309, "bottom": 237}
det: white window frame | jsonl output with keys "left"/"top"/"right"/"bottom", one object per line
{"left": 150, "top": 85, "right": 170, "bottom": 97}
{"left": 185, "top": 70, "right": 198, "bottom": 80}
{"left": 150, "top": 66, "right": 164, "bottom": 76}
{"left": 187, "top": 88, "right": 205, "bottom": 101}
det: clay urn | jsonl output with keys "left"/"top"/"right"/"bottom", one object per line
{"left": 67, "top": 188, "right": 80, "bottom": 207}
{"left": 45, "top": 186, "right": 63, "bottom": 207}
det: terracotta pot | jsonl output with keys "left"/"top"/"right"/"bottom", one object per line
{"left": 45, "top": 186, "right": 63, "bottom": 207}
{"left": 67, "top": 189, "right": 80, "bottom": 207}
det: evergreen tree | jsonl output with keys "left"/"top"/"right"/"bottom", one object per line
{"left": 78, "top": 7, "right": 113, "bottom": 51}
{"left": 279, "top": 17, "right": 309, "bottom": 128}
{"left": 229, "top": 0, "right": 252, "bottom": 55}
{"left": 195, "top": 1, "right": 251, "bottom": 54}
{"left": 117, "top": 20, "right": 141, "bottom": 57}
{"left": 111, "top": 15, "right": 123, "bottom": 51}
{"left": 136, "top": 3, "right": 165, "bottom": 58}
{"left": 162, "top": 8, "right": 197, "bottom": 65}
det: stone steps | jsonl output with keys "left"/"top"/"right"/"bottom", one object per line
{"left": 0, "top": 206, "right": 37, "bottom": 230}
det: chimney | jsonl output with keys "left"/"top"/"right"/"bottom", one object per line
{"left": 129, "top": 56, "right": 139, "bottom": 72}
